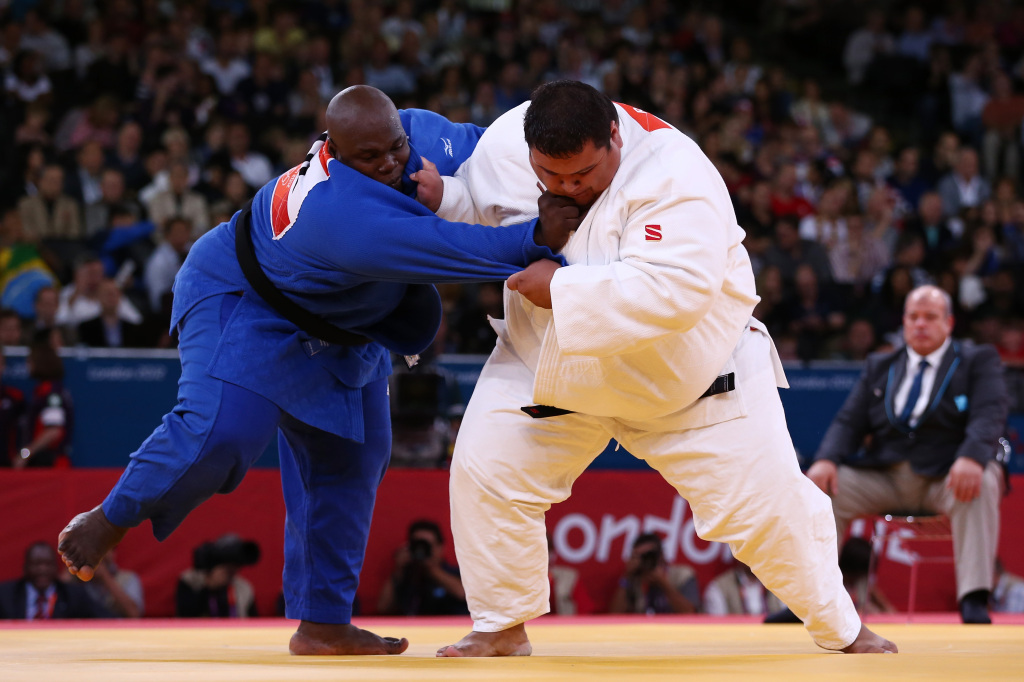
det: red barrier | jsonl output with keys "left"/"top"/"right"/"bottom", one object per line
{"left": 1, "top": 469, "right": 1022, "bottom": 617}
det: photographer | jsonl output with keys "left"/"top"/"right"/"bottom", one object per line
{"left": 376, "top": 520, "right": 468, "bottom": 616}
{"left": 608, "top": 533, "right": 699, "bottom": 615}
{"left": 176, "top": 534, "right": 260, "bottom": 618}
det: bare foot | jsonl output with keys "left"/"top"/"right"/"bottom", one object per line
{"left": 289, "top": 621, "right": 409, "bottom": 655}
{"left": 436, "top": 624, "right": 532, "bottom": 657}
{"left": 841, "top": 625, "right": 898, "bottom": 653}
{"left": 57, "top": 506, "right": 127, "bottom": 582}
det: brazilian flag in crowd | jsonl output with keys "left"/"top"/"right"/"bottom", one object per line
{"left": 0, "top": 243, "right": 57, "bottom": 319}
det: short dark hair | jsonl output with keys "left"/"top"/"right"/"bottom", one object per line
{"left": 407, "top": 519, "right": 443, "bottom": 545}
{"left": 524, "top": 80, "right": 619, "bottom": 159}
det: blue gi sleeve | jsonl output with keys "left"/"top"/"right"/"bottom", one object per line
{"left": 284, "top": 170, "right": 564, "bottom": 284}
{"left": 400, "top": 108, "right": 486, "bottom": 174}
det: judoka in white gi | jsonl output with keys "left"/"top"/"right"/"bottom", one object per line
{"left": 417, "top": 80, "right": 897, "bottom": 656}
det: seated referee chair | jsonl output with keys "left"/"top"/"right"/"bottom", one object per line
{"left": 865, "top": 437, "right": 1013, "bottom": 617}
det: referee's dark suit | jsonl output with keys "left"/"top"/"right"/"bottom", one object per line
{"left": 811, "top": 337, "right": 1008, "bottom": 622}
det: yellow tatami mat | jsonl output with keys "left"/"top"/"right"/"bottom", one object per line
{"left": 2, "top": 618, "right": 1022, "bottom": 682}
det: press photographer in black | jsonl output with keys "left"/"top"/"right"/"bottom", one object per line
{"left": 176, "top": 534, "right": 261, "bottom": 618}
{"left": 376, "top": 520, "right": 468, "bottom": 616}
{"left": 609, "top": 533, "right": 700, "bottom": 614}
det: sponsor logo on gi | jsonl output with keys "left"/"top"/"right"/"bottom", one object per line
{"left": 645, "top": 224, "right": 662, "bottom": 241}
{"left": 442, "top": 137, "right": 453, "bottom": 157}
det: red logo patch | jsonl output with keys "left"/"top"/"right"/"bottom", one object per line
{"left": 645, "top": 225, "right": 662, "bottom": 241}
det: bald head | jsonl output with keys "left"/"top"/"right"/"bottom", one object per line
{"left": 903, "top": 285, "right": 954, "bottom": 356}
{"left": 325, "top": 86, "right": 410, "bottom": 191}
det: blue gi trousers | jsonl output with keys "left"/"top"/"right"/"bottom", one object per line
{"left": 102, "top": 293, "right": 392, "bottom": 623}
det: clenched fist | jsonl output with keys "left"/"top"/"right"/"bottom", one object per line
{"left": 533, "top": 184, "right": 581, "bottom": 252}
{"left": 507, "top": 259, "right": 560, "bottom": 309}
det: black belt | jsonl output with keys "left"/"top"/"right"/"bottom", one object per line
{"left": 521, "top": 372, "right": 736, "bottom": 419}
{"left": 234, "top": 206, "right": 370, "bottom": 346}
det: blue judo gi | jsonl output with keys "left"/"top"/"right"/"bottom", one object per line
{"left": 100, "top": 110, "right": 559, "bottom": 623}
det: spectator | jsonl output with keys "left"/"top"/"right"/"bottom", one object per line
{"left": 896, "top": 6, "right": 933, "bottom": 63}
{"left": 0, "top": 351, "right": 26, "bottom": 466}
{"left": 376, "top": 520, "right": 468, "bottom": 616}
{"left": 235, "top": 52, "right": 290, "bottom": 134}
{"left": 0, "top": 542, "right": 107, "bottom": 619}
{"left": 144, "top": 217, "right": 191, "bottom": 316}
{"left": 146, "top": 161, "right": 211, "bottom": 240}
{"left": 200, "top": 31, "right": 251, "bottom": 96}
{"left": 28, "top": 286, "right": 60, "bottom": 341}
{"left": 980, "top": 71, "right": 1024, "bottom": 182}
{"left": 887, "top": 146, "right": 930, "bottom": 217}
{"left": 56, "top": 254, "right": 143, "bottom": 331}
{"left": 16, "top": 330, "right": 73, "bottom": 469}
{"left": 4, "top": 50, "right": 53, "bottom": 107}
{"left": 223, "top": 122, "right": 274, "bottom": 192}
{"left": 0, "top": 206, "right": 59, "bottom": 320}
{"left": 17, "top": 164, "right": 83, "bottom": 241}
{"left": 0, "top": 308, "right": 23, "bottom": 346}
{"left": 904, "top": 192, "right": 961, "bottom": 272}
{"left": 937, "top": 147, "right": 991, "bottom": 218}
{"left": 63, "top": 140, "right": 106, "bottom": 208}
{"left": 806, "top": 285, "right": 1010, "bottom": 624}
{"left": 608, "top": 533, "right": 699, "bottom": 615}
{"left": 84, "top": 168, "right": 140, "bottom": 239}
{"left": 703, "top": 561, "right": 784, "bottom": 616}
{"left": 91, "top": 205, "right": 156, "bottom": 283}
{"left": 177, "top": 534, "right": 260, "bottom": 618}
{"left": 832, "top": 317, "right": 879, "bottom": 361}
{"left": 83, "top": 549, "right": 145, "bottom": 618}
{"left": 762, "top": 214, "right": 834, "bottom": 288}
{"left": 992, "top": 558, "right": 1024, "bottom": 613}
{"left": 787, "top": 263, "right": 846, "bottom": 361}
{"left": 76, "top": 279, "right": 148, "bottom": 348}
{"left": 843, "top": 8, "right": 894, "bottom": 85}
{"left": 769, "top": 162, "right": 815, "bottom": 219}
{"left": 106, "top": 121, "right": 147, "bottom": 192}
{"left": 830, "top": 212, "right": 890, "bottom": 290}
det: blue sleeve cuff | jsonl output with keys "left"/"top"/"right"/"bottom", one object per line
{"left": 521, "top": 218, "right": 567, "bottom": 266}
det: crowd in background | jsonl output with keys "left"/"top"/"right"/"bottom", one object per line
{"left": 0, "top": 0, "right": 1022, "bottom": 366}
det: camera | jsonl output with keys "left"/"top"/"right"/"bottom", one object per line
{"left": 409, "top": 538, "right": 433, "bottom": 563}
{"left": 638, "top": 549, "right": 660, "bottom": 574}
{"left": 193, "top": 535, "right": 261, "bottom": 571}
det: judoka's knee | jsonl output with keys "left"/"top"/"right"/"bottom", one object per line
{"left": 199, "top": 418, "right": 276, "bottom": 492}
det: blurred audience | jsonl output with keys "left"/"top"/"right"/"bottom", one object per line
{"left": 703, "top": 561, "right": 784, "bottom": 616}
{"left": 16, "top": 330, "right": 73, "bottom": 468}
{"left": 608, "top": 533, "right": 699, "bottom": 615}
{"left": 0, "top": 542, "right": 107, "bottom": 618}
{"left": 376, "top": 519, "right": 468, "bottom": 616}
{"left": 176, "top": 534, "right": 260, "bottom": 618}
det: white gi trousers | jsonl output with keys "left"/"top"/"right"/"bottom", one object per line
{"left": 450, "top": 323, "right": 862, "bottom": 650}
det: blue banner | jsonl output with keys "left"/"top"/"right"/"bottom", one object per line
{"left": 2, "top": 351, "right": 1019, "bottom": 472}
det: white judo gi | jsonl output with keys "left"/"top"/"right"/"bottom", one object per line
{"left": 437, "top": 101, "right": 862, "bottom": 649}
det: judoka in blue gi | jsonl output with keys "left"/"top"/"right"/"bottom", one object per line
{"left": 56, "top": 86, "right": 575, "bottom": 654}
